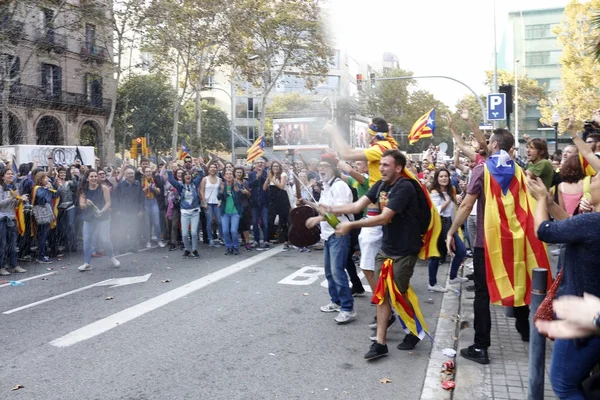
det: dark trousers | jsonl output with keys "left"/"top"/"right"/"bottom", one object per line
{"left": 199, "top": 207, "right": 209, "bottom": 244}
{"left": 0, "top": 219, "right": 18, "bottom": 268}
{"left": 473, "top": 247, "right": 529, "bottom": 348}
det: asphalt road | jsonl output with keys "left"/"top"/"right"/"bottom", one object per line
{"left": 0, "top": 243, "right": 450, "bottom": 400}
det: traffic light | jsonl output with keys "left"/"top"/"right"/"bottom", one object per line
{"left": 130, "top": 137, "right": 149, "bottom": 159}
{"left": 356, "top": 74, "right": 363, "bottom": 91}
{"left": 369, "top": 72, "right": 376, "bottom": 89}
{"left": 499, "top": 84, "right": 514, "bottom": 114}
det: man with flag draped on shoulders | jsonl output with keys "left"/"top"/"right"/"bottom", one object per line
{"left": 327, "top": 149, "right": 436, "bottom": 360}
{"left": 446, "top": 128, "right": 551, "bottom": 365}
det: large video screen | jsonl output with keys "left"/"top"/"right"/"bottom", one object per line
{"left": 272, "top": 117, "right": 329, "bottom": 150}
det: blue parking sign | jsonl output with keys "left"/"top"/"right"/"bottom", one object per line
{"left": 487, "top": 93, "right": 506, "bottom": 121}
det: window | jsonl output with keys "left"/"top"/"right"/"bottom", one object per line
{"left": 329, "top": 50, "right": 340, "bottom": 69}
{"left": 41, "top": 8, "right": 54, "bottom": 30}
{"left": 525, "top": 24, "right": 554, "bottom": 39}
{"left": 525, "top": 51, "right": 560, "bottom": 66}
{"left": 248, "top": 126, "right": 255, "bottom": 142}
{"left": 2, "top": 54, "right": 20, "bottom": 84}
{"left": 536, "top": 78, "right": 561, "bottom": 92}
{"left": 85, "top": 24, "right": 96, "bottom": 50}
{"left": 85, "top": 73, "right": 102, "bottom": 107}
{"left": 41, "top": 63, "right": 61, "bottom": 98}
{"left": 247, "top": 98, "right": 254, "bottom": 119}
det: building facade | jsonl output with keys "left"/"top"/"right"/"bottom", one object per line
{"left": 499, "top": 7, "right": 564, "bottom": 142}
{"left": 0, "top": 0, "right": 115, "bottom": 153}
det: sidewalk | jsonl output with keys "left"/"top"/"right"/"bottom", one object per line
{"left": 419, "top": 257, "right": 557, "bottom": 400}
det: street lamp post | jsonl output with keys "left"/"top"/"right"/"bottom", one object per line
{"left": 202, "top": 85, "right": 235, "bottom": 162}
{"left": 514, "top": 59, "right": 520, "bottom": 148}
{"left": 552, "top": 111, "right": 560, "bottom": 154}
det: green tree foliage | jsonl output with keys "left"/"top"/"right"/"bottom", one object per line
{"left": 179, "top": 102, "right": 232, "bottom": 154}
{"left": 116, "top": 74, "right": 176, "bottom": 153}
{"left": 231, "top": 0, "right": 334, "bottom": 136}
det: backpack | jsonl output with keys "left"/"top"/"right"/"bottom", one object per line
{"left": 376, "top": 177, "right": 432, "bottom": 235}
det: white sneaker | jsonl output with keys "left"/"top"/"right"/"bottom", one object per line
{"left": 320, "top": 302, "right": 341, "bottom": 313}
{"left": 449, "top": 276, "right": 469, "bottom": 284}
{"left": 551, "top": 248, "right": 561, "bottom": 256}
{"left": 158, "top": 241, "right": 166, "bottom": 248}
{"left": 335, "top": 310, "right": 356, "bottom": 324}
{"left": 78, "top": 263, "right": 91, "bottom": 271}
{"left": 13, "top": 266, "right": 27, "bottom": 273}
{"left": 151, "top": 236, "right": 157, "bottom": 241}
{"left": 428, "top": 284, "right": 448, "bottom": 293}
{"left": 0, "top": 267, "right": 10, "bottom": 276}
{"left": 111, "top": 257, "right": 121, "bottom": 267}
{"left": 146, "top": 242, "right": 152, "bottom": 248}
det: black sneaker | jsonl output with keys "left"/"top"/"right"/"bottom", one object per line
{"left": 466, "top": 273, "right": 474, "bottom": 281}
{"left": 352, "top": 286, "right": 366, "bottom": 297}
{"left": 183, "top": 250, "right": 191, "bottom": 258}
{"left": 225, "top": 248, "right": 232, "bottom": 256}
{"left": 192, "top": 250, "right": 199, "bottom": 259}
{"left": 397, "top": 333, "right": 420, "bottom": 350}
{"left": 168, "top": 244, "right": 176, "bottom": 251}
{"left": 460, "top": 345, "right": 490, "bottom": 365}
{"left": 38, "top": 257, "right": 52, "bottom": 264}
{"left": 233, "top": 249, "right": 239, "bottom": 255}
{"left": 466, "top": 285, "right": 475, "bottom": 292}
{"left": 364, "top": 342, "right": 388, "bottom": 360}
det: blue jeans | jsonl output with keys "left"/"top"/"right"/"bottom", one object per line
{"left": 57, "top": 207, "right": 76, "bottom": 251}
{"left": 180, "top": 210, "right": 199, "bottom": 252}
{"left": 429, "top": 231, "right": 466, "bottom": 286}
{"left": 37, "top": 223, "right": 50, "bottom": 259}
{"left": 323, "top": 234, "right": 353, "bottom": 312}
{"left": 83, "top": 219, "right": 114, "bottom": 264}
{"left": 222, "top": 213, "right": 240, "bottom": 250}
{"left": 0, "top": 218, "right": 18, "bottom": 268}
{"left": 145, "top": 199, "right": 161, "bottom": 240}
{"left": 550, "top": 336, "right": 600, "bottom": 399}
{"left": 205, "top": 203, "right": 222, "bottom": 244}
{"left": 251, "top": 206, "right": 268, "bottom": 243}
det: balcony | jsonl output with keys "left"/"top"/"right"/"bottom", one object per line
{"left": 34, "top": 29, "right": 67, "bottom": 53}
{"left": 0, "top": 20, "right": 24, "bottom": 43}
{"left": 1, "top": 83, "right": 111, "bottom": 115}
{"left": 80, "top": 44, "right": 108, "bottom": 63}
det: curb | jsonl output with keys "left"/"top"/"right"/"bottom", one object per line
{"left": 420, "top": 273, "right": 463, "bottom": 400}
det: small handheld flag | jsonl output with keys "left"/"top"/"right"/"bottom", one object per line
{"left": 408, "top": 108, "right": 436, "bottom": 145}
{"left": 178, "top": 140, "right": 190, "bottom": 160}
{"left": 247, "top": 136, "right": 265, "bottom": 162}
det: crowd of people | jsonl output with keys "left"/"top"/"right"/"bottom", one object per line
{"left": 1, "top": 111, "right": 600, "bottom": 399}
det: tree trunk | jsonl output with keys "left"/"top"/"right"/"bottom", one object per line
{"left": 259, "top": 92, "right": 267, "bottom": 137}
{"left": 171, "top": 105, "right": 180, "bottom": 159}
{"left": 2, "top": 82, "right": 9, "bottom": 146}
{"left": 195, "top": 83, "right": 202, "bottom": 152}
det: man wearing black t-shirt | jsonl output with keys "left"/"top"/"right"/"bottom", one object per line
{"left": 326, "top": 149, "right": 423, "bottom": 360}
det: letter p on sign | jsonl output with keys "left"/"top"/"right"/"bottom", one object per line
{"left": 487, "top": 93, "right": 506, "bottom": 121}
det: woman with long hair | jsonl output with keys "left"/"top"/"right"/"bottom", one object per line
{"left": 428, "top": 168, "right": 467, "bottom": 292}
{"left": 0, "top": 167, "right": 28, "bottom": 275}
{"left": 234, "top": 166, "right": 252, "bottom": 251}
{"left": 555, "top": 154, "right": 585, "bottom": 217}
{"left": 166, "top": 163, "right": 202, "bottom": 258}
{"left": 163, "top": 167, "right": 185, "bottom": 251}
{"left": 219, "top": 170, "right": 244, "bottom": 255}
{"left": 201, "top": 161, "right": 223, "bottom": 247}
{"left": 263, "top": 161, "right": 291, "bottom": 250}
{"left": 77, "top": 169, "right": 120, "bottom": 271}
{"left": 53, "top": 166, "right": 78, "bottom": 253}
{"left": 32, "top": 171, "right": 59, "bottom": 264}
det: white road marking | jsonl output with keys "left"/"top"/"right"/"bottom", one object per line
{"left": 49, "top": 246, "right": 284, "bottom": 347}
{"left": 0, "top": 272, "right": 57, "bottom": 288}
{"left": 3, "top": 279, "right": 113, "bottom": 314}
{"left": 96, "top": 273, "right": 152, "bottom": 288}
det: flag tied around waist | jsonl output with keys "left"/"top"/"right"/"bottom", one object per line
{"left": 372, "top": 258, "right": 428, "bottom": 340}
{"left": 483, "top": 150, "right": 551, "bottom": 307}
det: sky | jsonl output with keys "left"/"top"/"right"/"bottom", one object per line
{"left": 328, "top": 0, "right": 571, "bottom": 109}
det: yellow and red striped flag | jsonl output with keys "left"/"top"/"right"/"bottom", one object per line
{"left": 246, "top": 135, "right": 265, "bottom": 163}
{"left": 579, "top": 152, "right": 596, "bottom": 176}
{"left": 408, "top": 108, "right": 436, "bottom": 145}
{"left": 372, "top": 259, "right": 428, "bottom": 339}
{"left": 11, "top": 190, "right": 26, "bottom": 236}
{"left": 400, "top": 168, "right": 442, "bottom": 260}
{"left": 483, "top": 153, "right": 551, "bottom": 307}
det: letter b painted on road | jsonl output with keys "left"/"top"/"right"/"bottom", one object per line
{"left": 278, "top": 266, "right": 325, "bottom": 285}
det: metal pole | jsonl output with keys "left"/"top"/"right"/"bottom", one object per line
{"left": 515, "top": 59, "right": 520, "bottom": 147}
{"left": 554, "top": 124, "right": 559, "bottom": 154}
{"left": 528, "top": 268, "right": 548, "bottom": 400}
{"left": 493, "top": 0, "right": 498, "bottom": 93}
{"left": 375, "top": 75, "right": 488, "bottom": 122}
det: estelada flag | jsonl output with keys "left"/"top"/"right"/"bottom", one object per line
{"left": 372, "top": 259, "right": 428, "bottom": 339}
{"left": 247, "top": 136, "right": 265, "bottom": 162}
{"left": 579, "top": 152, "right": 596, "bottom": 176}
{"left": 483, "top": 150, "right": 551, "bottom": 307}
{"left": 408, "top": 108, "right": 436, "bottom": 145}
{"left": 10, "top": 190, "right": 25, "bottom": 236}
{"left": 400, "top": 168, "right": 442, "bottom": 260}
{"left": 178, "top": 140, "right": 190, "bottom": 160}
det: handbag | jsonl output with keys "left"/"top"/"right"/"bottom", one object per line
{"left": 533, "top": 269, "right": 563, "bottom": 322}
{"left": 32, "top": 203, "right": 55, "bottom": 225}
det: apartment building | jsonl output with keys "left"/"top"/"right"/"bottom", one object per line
{"left": 0, "top": 0, "right": 115, "bottom": 153}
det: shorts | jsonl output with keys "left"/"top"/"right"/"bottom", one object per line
{"left": 374, "top": 251, "right": 418, "bottom": 294}
{"left": 358, "top": 223, "right": 383, "bottom": 271}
